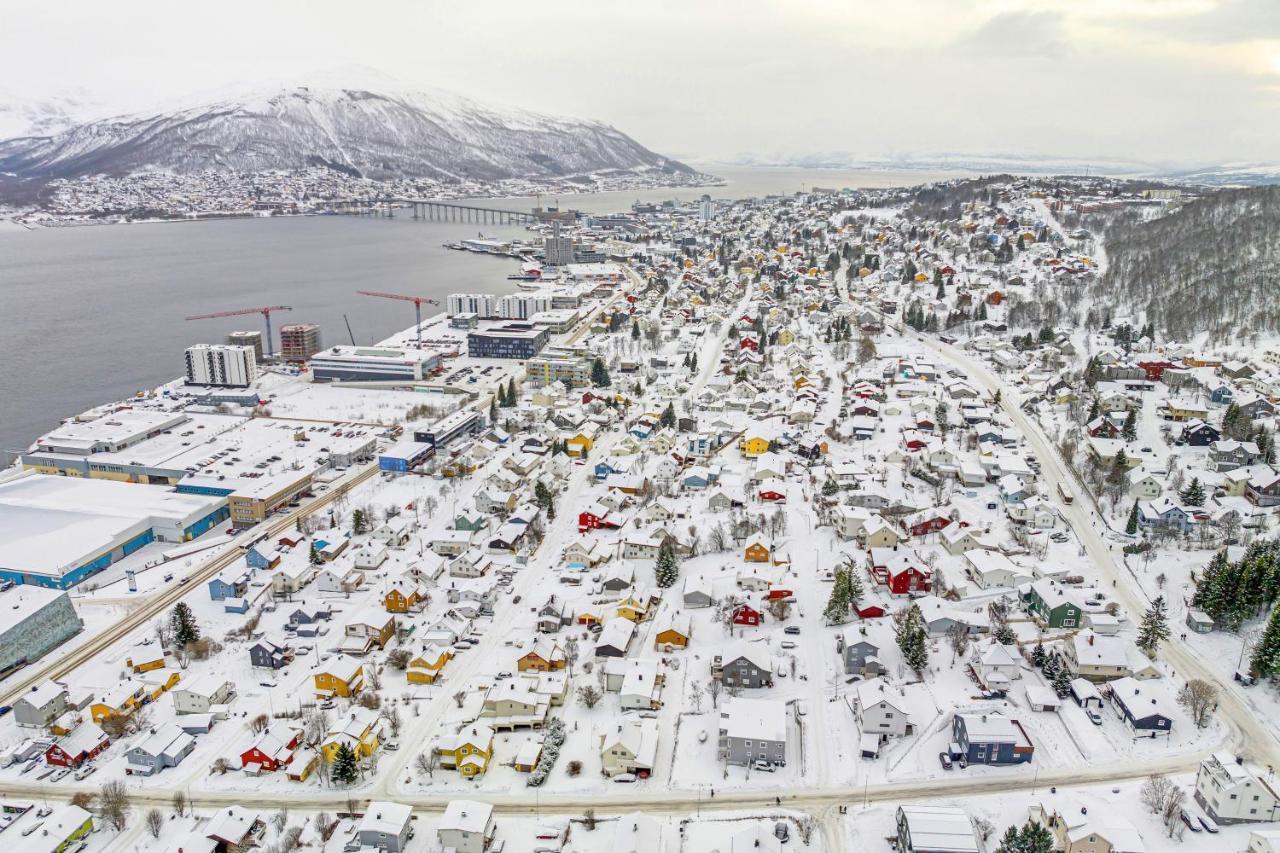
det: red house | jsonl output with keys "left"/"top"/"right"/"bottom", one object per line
{"left": 758, "top": 485, "right": 787, "bottom": 503}
{"left": 869, "top": 549, "right": 933, "bottom": 596}
{"left": 278, "top": 534, "right": 303, "bottom": 548}
{"left": 739, "top": 336, "right": 759, "bottom": 352}
{"left": 903, "top": 433, "right": 929, "bottom": 452}
{"left": 239, "top": 724, "right": 301, "bottom": 772}
{"left": 732, "top": 604, "right": 763, "bottom": 627}
{"left": 578, "top": 503, "right": 619, "bottom": 533}
{"left": 45, "top": 724, "right": 110, "bottom": 768}
{"left": 1136, "top": 359, "right": 1177, "bottom": 382}
{"left": 901, "top": 508, "right": 953, "bottom": 538}
{"left": 856, "top": 603, "right": 887, "bottom": 619}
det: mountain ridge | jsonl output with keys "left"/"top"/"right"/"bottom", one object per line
{"left": 0, "top": 82, "right": 696, "bottom": 185}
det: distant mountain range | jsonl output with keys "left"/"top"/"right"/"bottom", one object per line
{"left": 726, "top": 152, "right": 1280, "bottom": 187}
{"left": 0, "top": 80, "right": 696, "bottom": 185}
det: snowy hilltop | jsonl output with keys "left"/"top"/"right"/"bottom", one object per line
{"left": 0, "top": 76, "right": 698, "bottom": 184}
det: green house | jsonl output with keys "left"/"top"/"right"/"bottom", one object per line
{"left": 40, "top": 804, "right": 93, "bottom": 853}
{"left": 1025, "top": 580, "right": 1083, "bottom": 629}
{"left": 454, "top": 512, "right": 489, "bottom": 533}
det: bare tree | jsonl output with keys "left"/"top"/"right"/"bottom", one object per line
{"left": 100, "top": 780, "right": 132, "bottom": 831}
{"left": 281, "top": 826, "right": 304, "bottom": 853}
{"left": 271, "top": 807, "right": 289, "bottom": 833}
{"left": 707, "top": 677, "right": 722, "bottom": 708}
{"left": 303, "top": 707, "right": 330, "bottom": 747}
{"left": 948, "top": 624, "right": 971, "bottom": 663}
{"left": 146, "top": 808, "right": 164, "bottom": 839}
{"left": 577, "top": 684, "right": 603, "bottom": 709}
{"left": 1177, "top": 679, "right": 1218, "bottom": 729}
{"left": 1140, "top": 773, "right": 1176, "bottom": 815}
{"left": 452, "top": 691, "right": 466, "bottom": 708}
{"left": 415, "top": 750, "right": 438, "bottom": 778}
{"left": 1163, "top": 786, "right": 1187, "bottom": 839}
{"left": 381, "top": 706, "right": 402, "bottom": 739}
{"left": 250, "top": 713, "right": 271, "bottom": 734}
{"left": 689, "top": 682, "right": 704, "bottom": 713}
{"left": 314, "top": 812, "right": 336, "bottom": 841}
{"left": 171, "top": 790, "right": 187, "bottom": 817}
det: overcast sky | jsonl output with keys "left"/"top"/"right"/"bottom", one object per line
{"left": 4, "top": 0, "right": 1279, "bottom": 166}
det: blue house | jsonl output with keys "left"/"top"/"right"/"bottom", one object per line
{"left": 245, "top": 546, "right": 278, "bottom": 570}
{"left": 950, "top": 713, "right": 1034, "bottom": 765}
{"left": 1107, "top": 677, "right": 1172, "bottom": 736}
{"left": 682, "top": 468, "right": 711, "bottom": 490}
{"left": 1209, "top": 384, "right": 1234, "bottom": 405}
{"left": 207, "top": 570, "right": 249, "bottom": 601}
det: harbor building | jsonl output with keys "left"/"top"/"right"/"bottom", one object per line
{"left": 466, "top": 323, "right": 549, "bottom": 360}
{"left": 225, "top": 330, "right": 264, "bottom": 362}
{"left": 0, "top": 585, "right": 83, "bottom": 675}
{"left": 309, "top": 346, "right": 442, "bottom": 382}
{"left": 0, "top": 474, "right": 229, "bottom": 589}
{"left": 279, "top": 323, "right": 322, "bottom": 362}
{"left": 184, "top": 344, "right": 258, "bottom": 388}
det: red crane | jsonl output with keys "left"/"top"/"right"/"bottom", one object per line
{"left": 356, "top": 290, "right": 440, "bottom": 346}
{"left": 185, "top": 305, "right": 292, "bottom": 358}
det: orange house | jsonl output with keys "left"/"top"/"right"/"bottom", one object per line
{"left": 744, "top": 540, "right": 771, "bottom": 563}
{"left": 517, "top": 640, "right": 566, "bottom": 672}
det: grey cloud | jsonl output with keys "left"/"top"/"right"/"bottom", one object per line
{"left": 956, "top": 11, "right": 1069, "bottom": 59}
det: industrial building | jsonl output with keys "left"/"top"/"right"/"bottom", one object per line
{"left": 562, "top": 263, "right": 625, "bottom": 285}
{"left": 0, "top": 474, "right": 229, "bottom": 589}
{"left": 184, "top": 344, "right": 258, "bottom": 388}
{"left": 176, "top": 468, "right": 314, "bottom": 528}
{"left": 525, "top": 348, "right": 592, "bottom": 388}
{"left": 0, "top": 585, "right": 83, "bottom": 675}
{"left": 309, "top": 346, "right": 442, "bottom": 382}
{"left": 279, "top": 323, "right": 322, "bottom": 362}
{"left": 466, "top": 323, "right": 549, "bottom": 360}
{"left": 529, "top": 309, "right": 581, "bottom": 333}
{"left": 225, "top": 330, "right": 264, "bottom": 362}
{"left": 413, "top": 410, "right": 484, "bottom": 448}
{"left": 24, "top": 410, "right": 195, "bottom": 480}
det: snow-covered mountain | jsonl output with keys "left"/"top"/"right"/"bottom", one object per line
{"left": 0, "top": 88, "right": 106, "bottom": 140}
{"left": 0, "top": 82, "right": 695, "bottom": 182}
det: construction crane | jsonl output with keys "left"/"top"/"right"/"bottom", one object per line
{"left": 185, "top": 305, "right": 292, "bottom": 358}
{"left": 356, "top": 290, "right": 440, "bottom": 347}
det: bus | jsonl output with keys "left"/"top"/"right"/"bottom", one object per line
{"left": 1057, "top": 482, "right": 1074, "bottom": 505}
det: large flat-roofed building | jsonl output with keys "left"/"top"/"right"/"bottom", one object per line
{"left": 185, "top": 344, "right": 258, "bottom": 388}
{"left": 0, "top": 585, "right": 83, "bottom": 675}
{"left": 279, "top": 323, "right": 322, "bottom": 362}
{"left": 562, "top": 263, "right": 625, "bottom": 284}
{"left": 413, "top": 410, "right": 484, "bottom": 448}
{"left": 310, "top": 346, "right": 442, "bottom": 382}
{"left": 467, "top": 323, "right": 549, "bottom": 360}
{"left": 27, "top": 410, "right": 191, "bottom": 461}
{"left": 526, "top": 348, "right": 592, "bottom": 388}
{"left": 448, "top": 292, "right": 553, "bottom": 320}
{"left": 225, "top": 470, "right": 314, "bottom": 527}
{"left": 0, "top": 475, "right": 229, "bottom": 589}
{"left": 529, "top": 309, "right": 580, "bottom": 334}
{"left": 378, "top": 440, "right": 435, "bottom": 473}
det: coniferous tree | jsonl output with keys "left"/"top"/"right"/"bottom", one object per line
{"left": 309, "top": 541, "right": 322, "bottom": 565}
{"left": 591, "top": 358, "right": 611, "bottom": 388}
{"left": 1180, "top": 476, "right": 1205, "bottom": 506}
{"left": 331, "top": 742, "right": 359, "bottom": 786}
{"left": 1050, "top": 666, "right": 1073, "bottom": 698}
{"left": 660, "top": 403, "right": 676, "bottom": 430}
{"left": 1251, "top": 604, "right": 1280, "bottom": 678}
{"left": 170, "top": 602, "right": 200, "bottom": 647}
{"left": 351, "top": 508, "right": 369, "bottom": 535}
{"left": 995, "top": 820, "right": 1054, "bottom": 853}
{"left": 1137, "top": 595, "right": 1171, "bottom": 658}
{"left": 654, "top": 540, "right": 678, "bottom": 588}
{"left": 895, "top": 604, "right": 929, "bottom": 677}
{"left": 1122, "top": 410, "right": 1138, "bottom": 442}
{"left": 1126, "top": 500, "right": 1140, "bottom": 535}
{"left": 505, "top": 377, "right": 517, "bottom": 407}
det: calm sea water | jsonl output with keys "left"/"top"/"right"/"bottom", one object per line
{"left": 0, "top": 165, "right": 966, "bottom": 458}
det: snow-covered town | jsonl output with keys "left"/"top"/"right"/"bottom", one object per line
{"left": 4, "top": 173, "right": 1280, "bottom": 852}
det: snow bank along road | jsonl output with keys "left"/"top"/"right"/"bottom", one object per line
{"left": 0, "top": 462, "right": 381, "bottom": 708}
{"left": 913, "top": 330, "right": 1278, "bottom": 770}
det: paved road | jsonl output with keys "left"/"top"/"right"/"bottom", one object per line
{"left": 911, "top": 330, "right": 1277, "bottom": 768}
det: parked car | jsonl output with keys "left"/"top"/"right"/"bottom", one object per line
{"left": 1180, "top": 810, "right": 1202, "bottom": 832}
{"left": 1087, "top": 709, "right": 1103, "bottom": 725}
{"left": 784, "top": 626, "right": 801, "bottom": 635}
{"left": 613, "top": 773, "right": 638, "bottom": 783}
{"left": 752, "top": 759, "right": 776, "bottom": 772}
{"left": 1199, "top": 815, "right": 1219, "bottom": 834}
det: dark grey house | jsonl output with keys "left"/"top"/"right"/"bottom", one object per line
{"left": 841, "top": 636, "right": 882, "bottom": 676}
{"left": 713, "top": 644, "right": 774, "bottom": 689}
{"left": 719, "top": 697, "right": 786, "bottom": 767}
{"left": 950, "top": 713, "right": 1034, "bottom": 765}
{"left": 249, "top": 639, "right": 291, "bottom": 669}
{"left": 1107, "top": 677, "right": 1172, "bottom": 736}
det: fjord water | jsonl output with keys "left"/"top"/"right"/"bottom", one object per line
{"left": 0, "top": 165, "right": 966, "bottom": 458}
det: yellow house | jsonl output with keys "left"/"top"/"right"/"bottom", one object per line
{"left": 90, "top": 681, "right": 148, "bottom": 723}
{"left": 286, "top": 748, "right": 319, "bottom": 782}
{"left": 437, "top": 724, "right": 495, "bottom": 778}
{"left": 792, "top": 375, "right": 809, "bottom": 389}
{"left": 744, "top": 539, "right": 771, "bottom": 563}
{"left": 125, "top": 647, "right": 166, "bottom": 673}
{"left": 384, "top": 581, "right": 425, "bottom": 614}
{"left": 739, "top": 434, "right": 772, "bottom": 458}
{"left": 776, "top": 328, "right": 796, "bottom": 346}
{"left": 407, "top": 644, "right": 454, "bottom": 684}
{"left": 616, "top": 593, "right": 654, "bottom": 623}
{"left": 314, "top": 658, "right": 364, "bottom": 699}
{"left": 565, "top": 425, "right": 598, "bottom": 457}
{"left": 321, "top": 707, "right": 381, "bottom": 762}
{"left": 140, "top": 669, "right": 182, "bottom": 701}
{"left": 654, "top": 615, "right": 691, "bottom": 650}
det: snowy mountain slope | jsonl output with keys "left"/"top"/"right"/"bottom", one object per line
{"left": 0, "top": 83, "right": 695, "bottom": 182}
{"left": 0, "top": 88, "right": 106, "bottom": 140}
